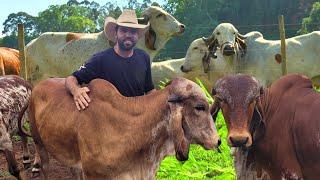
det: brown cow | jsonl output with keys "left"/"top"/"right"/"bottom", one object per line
{"left": 210, "top": 74, "right": 320, "bottom": 179}
{"left": 0, "top": 47, "right": 20, "bottom": 76}
{"left": 29, "top": 77, "right": 221, "bottom": 179}
{"left": 0, "top": 75, "right": 32, "bottom": 179}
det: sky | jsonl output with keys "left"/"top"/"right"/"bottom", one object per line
{"left": 0, "top": 0, "right": 165, "bottom": 38}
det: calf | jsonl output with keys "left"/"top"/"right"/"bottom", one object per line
{"left": 0, "top": 75, "right": 32, "bottom": 179}
{"left": 29, "top": 77, "right": 221, "bottom": 179}
{"left": 211, "top": 74, "right": 320, "bottom": 179}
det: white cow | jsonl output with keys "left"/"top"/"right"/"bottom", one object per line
{"left": 181, "top": 23, "right": 320, "bottom": 88}
{"left": 26, "top": 6, "right": 185, "bottom": 84}
{"left": 151, "top": 38, "right": 211, "bottom": 88}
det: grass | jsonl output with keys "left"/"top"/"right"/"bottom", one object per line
{"left": 156, "top": 112, "right": 235, "bottom": 179}
{"left": 156, "top": 78, "right": 235, "bottom": 179}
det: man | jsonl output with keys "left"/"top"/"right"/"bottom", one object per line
{"left": 65, "top": 10, "right": 155, "bottom": 111}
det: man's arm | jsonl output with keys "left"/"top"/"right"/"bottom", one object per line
{"left": 65, "top": 76, "right": 91, "bottom": 111}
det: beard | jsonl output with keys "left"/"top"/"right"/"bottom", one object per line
{"left": 118, "top": 38, "right": 137, "bottom": 51}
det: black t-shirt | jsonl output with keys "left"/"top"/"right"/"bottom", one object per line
{"left": 72, "top": 48, "right": 154, "bottom": 97}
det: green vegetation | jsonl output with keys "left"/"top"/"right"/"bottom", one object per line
{"left": 157, "top": 112, "right": 235, "bottom": 180}
{"left": 299, "top": 2, "right": 320, "bottom": 34}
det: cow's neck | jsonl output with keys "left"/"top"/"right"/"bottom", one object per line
{"left": 140, "top": 33, "right": 171, "bottom": 60}
{"left": 241, "top": 87, "right": 282, "bottom": 178}
{"left": 118, "top": 89, "right": 175, "bottom": 177}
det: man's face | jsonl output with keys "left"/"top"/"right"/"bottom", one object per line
{"left": 116, "top": 26, "right": 139, "bottom": 51}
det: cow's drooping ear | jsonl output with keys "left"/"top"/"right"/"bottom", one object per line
{"left": 250, "top": 99, "right": 265, "bottom": 143}
{"left": 236, "top": 36, "right": 246, "bottom": 58}
{"left": 259, "top": 86, "right": 264, "bottom": 95}
{"left": 210, "top": 99, "right": 220, "bottom": 122}
{"left": 202, "top": 51, "right": 211, "bottom": 73}
{"left": 145, "top": 26, "right": 156, "bottom": 50}
{"left": 210, "top": 88, "right": 220, "bottom": 122}
{"left": 168, "top": 102, "right": 190, "bottom": 161}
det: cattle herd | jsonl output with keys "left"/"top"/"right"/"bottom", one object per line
{"left": 0, "top": 4, "right": 320, "bottom": 180}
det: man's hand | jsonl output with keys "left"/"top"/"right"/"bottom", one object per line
{"left": 65, "top": 76, "right": 91, "bottom": 111}
{"left": 73, "top": 87, "right": 91, "bottom": 111}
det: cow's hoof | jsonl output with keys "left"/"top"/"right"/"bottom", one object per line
{"left": 32, "top": 164, "right": 41, "bottom": 178}
{"left": 31, "top": 171, "right": 40, "bottom": 178}
{"left": 23, "top": 162, "right": 31, "bottom": 170}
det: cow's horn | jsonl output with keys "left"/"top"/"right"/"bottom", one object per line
{"left": 202, "top": 35, "right": 215, "bottom": 46}
{"left": 237, "top": 32, "right": 246, "bottom": 39}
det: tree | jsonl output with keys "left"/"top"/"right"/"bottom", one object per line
{"left": 299, "top": 2, "right": 320, "bottom": 34}
{"left": 2, "top": 12, "right": 38, "bottom": 37}
{"left": 37, "top": 4, "right": 96, "bottom": 33}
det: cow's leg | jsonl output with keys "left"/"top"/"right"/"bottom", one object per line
{"left": 0, "top": 59, "right": 5, "bottom": 75}
{"left": 70, "top": 167, "right": 85, "bottom": 180}
{"left": 32, "top": 143, "right": 49, "bottom": 179}
{"left": 32, "top": 147, "right": 41, "bottom": 176}
{"left": 4, "top": 149, "right": 20, "bottom": 178}
{"left": 20, "top": 134, "right": 31, "bottom": 169}
{"left": 0, "top": 122, "right": 20, "bottom": 178}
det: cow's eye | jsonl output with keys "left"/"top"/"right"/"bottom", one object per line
{"left": 156, "top": 13, "right": 164, "bottom": 18}
{"left": 195, "top": 104, "right": 206, "bottom": 111}
{"left": 216, "top": 32, "right": 220, "bottom": 35}
{"left": 193, "top": 47, "right": 198, "bottom": 50}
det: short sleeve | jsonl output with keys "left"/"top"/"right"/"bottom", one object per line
{"left": 72, "top": 55, "right": 100, "bottom": 84}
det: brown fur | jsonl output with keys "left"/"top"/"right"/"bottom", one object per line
{"left": 29, "top": 77, "right": 220, "bottom": 179}
{"left": 211, "top": 74, "right": 320, "bottom": 179}
{"left": 0, "top": 47, "right": 20, "bottom": 76}
{"left": 66, "top": 33, "right": 85, "bottom": 43}
{"left": 145, "top": 26, "right": 157, "bottom": 50}
{"left": 275, "top": 53, "right": 282, "bottom": 64}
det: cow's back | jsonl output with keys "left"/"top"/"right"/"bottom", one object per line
{"left": 26, "top": 32, "right": 108, "bottom": 84}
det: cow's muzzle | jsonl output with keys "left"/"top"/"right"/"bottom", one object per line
{"left": 228, "top": 132, "right": 252, "bottom": 147}
{"left": 180, "top": 65, "right": 191, "bottom": 73}
{"left": 221, "top": 42, "right": 235, "bottom": 56}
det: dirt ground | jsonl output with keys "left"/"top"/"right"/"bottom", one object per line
{"left": 0, "top": 139, "right": 72, "bottom": 180}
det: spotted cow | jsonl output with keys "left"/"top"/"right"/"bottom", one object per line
{"left": 0, "top": 75, "right": 32, "bottom": 179}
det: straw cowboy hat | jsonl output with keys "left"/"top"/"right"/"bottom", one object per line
{"left": 104, "top": 10, "right": 150, "bottom": 43}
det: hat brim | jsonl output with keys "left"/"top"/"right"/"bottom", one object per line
{"left": 104, "top": 17, "right": 150, "bottom": 43}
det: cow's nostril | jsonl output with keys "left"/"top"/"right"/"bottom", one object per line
{"left": 217, "top": 139, "right": 221, "bottom": 146}
{"left": 229, "top": 136, "right": 248, "bottom": 147}
{"left": 180, "top": 25, "right": 185, "bottom": 32}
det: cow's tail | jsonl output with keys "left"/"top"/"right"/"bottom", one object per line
{"left": 18, "top": 103, "right": 32, "bottom": 137}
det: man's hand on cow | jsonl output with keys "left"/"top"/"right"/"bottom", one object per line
{"left": 73, "top": 87, "right": 91, "bottom": 111}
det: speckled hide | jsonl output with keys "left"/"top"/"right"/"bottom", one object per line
{"left": 0, "top": 75, "right": 32, "bottom": 147}
{"left": 0, "top": 75, "right": 32, "bottom": 178}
